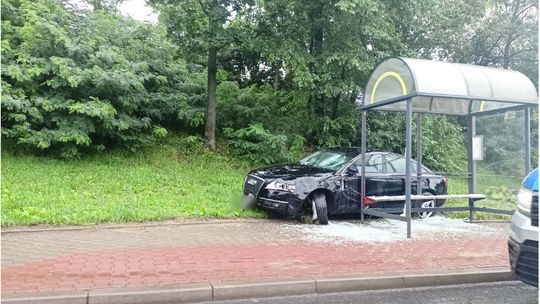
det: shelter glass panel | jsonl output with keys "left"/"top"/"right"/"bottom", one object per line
{"left": 364, "top": 58, "right": 415, "bottom": 105}
{"left": 363, "top": 57, "right": 538, "bottom": 115}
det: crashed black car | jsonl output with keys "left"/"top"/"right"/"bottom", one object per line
{"left": 242, "top": 148, "right": 447, "bottom": 224}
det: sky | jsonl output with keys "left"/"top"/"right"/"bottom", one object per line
{"left": 119, "top": 0, "right": 158, "bottom": 23}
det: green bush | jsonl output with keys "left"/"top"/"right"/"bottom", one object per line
{"left": 1, "top": 0, "right": 196, "bottom": 158}
{"left": 224, "top": 124, "right": 304, "bottom": 165}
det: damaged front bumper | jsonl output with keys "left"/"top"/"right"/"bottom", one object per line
{"left": 256, "top": 187, "right": 305, "bottom": 216}
{"left": 257, "top": 195, "right": 304, "bottom": 216}
{"left": 242, "top": 192, "right": 304, "bottom": 216}
{"left": 243, "top": 174, "right": 306, "bottom": 217}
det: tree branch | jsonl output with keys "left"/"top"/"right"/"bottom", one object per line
{"left": 198, "top": 0, "right": 209, "bottom": 16}
{"left": 511, "top": 58, "right": 538, "bottom": 62}
{"left": 517, "top": 3, "right": 536, "bottom": 18}
{"left": 508, "top": 48, "right": 536, "bottom": 57}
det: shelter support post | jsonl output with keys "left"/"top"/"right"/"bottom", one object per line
{"left": 361, "top": 110, "right": 367, "bottom": 224}
{"left": 525, "top": 107, "right": 531, "bottom": 175}
{"left": 467, "top": 116, "right": 475, "bottom": 223}
{"left": 406, "top": 99, "right": 412, "bottom": 238}
{"left": 416, "top": 114, "right": 422, "bottom": 195}
{"left": 472, "top": 117, "right": 477, "bottom": 193}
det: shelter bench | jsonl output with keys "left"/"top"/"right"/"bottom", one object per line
{"left": 362, "top": 194, "right": 513, "bottom": 223}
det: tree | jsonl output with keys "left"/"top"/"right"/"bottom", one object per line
{"left": 148, "top": 0, "right": 254, "bottom": 151}
{"left": 421, "top": 0, "right": 539, "bottom": 172}
{"left": 1, "top": 0, "right": 191, "bottom": 157}
{"left": 408, "top": 0, "right": 538, "bottom": 85}
{"left": 240, "top": 0, "right": 410, "bottom": 146}
{"left": 473, "top": 0, "right": 538, "bottom": 84}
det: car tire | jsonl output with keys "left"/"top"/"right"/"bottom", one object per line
{"left": 414, "top": 192, "right": 435, "bottom": 219}
{"left": 435, "top": 198, "right": 446, "bottom": 207}
{"left": 312, "top": 192, "right": 329, "bottom": 225}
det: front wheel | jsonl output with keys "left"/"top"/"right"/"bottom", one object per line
{"left": 312, "top": 193, "right": 329, "bottom": 225}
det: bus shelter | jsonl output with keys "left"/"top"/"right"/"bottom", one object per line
{"left": 359, "top": 57, "right": 538, "bottom": 238}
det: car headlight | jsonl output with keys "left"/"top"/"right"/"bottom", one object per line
{"left": 517, "top": 187, "right": 533, "bottom": 217}
{"left": 266, "top": 180, "right": 296, "bottom": 192}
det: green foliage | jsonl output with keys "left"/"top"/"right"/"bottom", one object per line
{"left": 365, "top": 112, "right": 466, "bottom": 172}
{"left": 476, "top": 110, "right": 538, "bottom": 175}
{"left": 445, "top": 0, "right": 538, "bottom": 86}
{"left": 416, "top": 115, "right": 467, "bottom": 172}
{"left": 484, "top": 186, "right": 516, "bottom": 203}
{"left": 152, "top": 126, "right": 168, "bottom": 138}
{"left": 176, "top": 70, "right": 208, "bottom": 130}
{"left": 217, "top": 82, "right": 274, "bottom": 130}
{"left": 1, "top": 0, "right": 537, "bottom": 174}
{"left": 1, "top": 0, "right": 194, "bottom": 157}
{"left": 308, "top": 113, "right": 360, "bottom": 148}
{"left": 445, "top": 177, "right": 515, "bottom": 220}
{"left": 224, "top": 124, "right": 304, "bottom": 165}
{"left": 245, "top": 0, "right": 408, "bottom": 149}
{"left": 180, "top": 134, "right": 205, "bottom": 153}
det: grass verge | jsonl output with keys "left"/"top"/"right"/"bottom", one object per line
{"left": 445, "top": 175, "right": 521, "bottom": 220}
{"left": 2, "top": 134, "right": 524, "bottom": 226}
{"left": 1, "top": 136, "right": 266, "bottom": 226}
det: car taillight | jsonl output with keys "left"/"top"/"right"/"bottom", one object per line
{"left": 364, "top": 198, "right": 376, "bottom": 205}
{"left": 444, "top": 178, "right": 448, "bottom": 187}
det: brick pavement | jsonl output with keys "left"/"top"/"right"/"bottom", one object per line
{"left": 1, "top": 220, "right": 510, "bottom": 294}
{"left": 2, "top": 221, "right": 295, "bottom": 268}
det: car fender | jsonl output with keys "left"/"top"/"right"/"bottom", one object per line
{"left": 294, "top": 176, "right": 338, "bottom": 201}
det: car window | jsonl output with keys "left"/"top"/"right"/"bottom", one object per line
{"left": 299, "top": 150, "right": 358, "bottom": 171}
{"left": 354, "top": 154, "right": 384, "bottom": 173}
{"left": 386, "top": 155, "right": 416, "bottom": 173}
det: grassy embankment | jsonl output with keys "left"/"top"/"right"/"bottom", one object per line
{"left": 445, "top": 174, "right": 522, "bottom": 220}
{"left": 2, "top": 135, "right": 522, "bottom": 226}
{"left": 1, "top": 136, "right": 266, "bottom": 227}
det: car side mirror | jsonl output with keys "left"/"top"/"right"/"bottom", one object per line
{"left": 347, "top": 164, "right": 359, "bottom": 175}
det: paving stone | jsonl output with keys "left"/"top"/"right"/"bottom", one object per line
{"left": 2, "top": 220, "right": 510, "bottom": 295}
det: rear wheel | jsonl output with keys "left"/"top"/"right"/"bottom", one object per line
{"left": 312, "top": 193, "right": 329, "bottom": 225}
{"left": 414, "top": 192, "right": 435, "bottom": 219}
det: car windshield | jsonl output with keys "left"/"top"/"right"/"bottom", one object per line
{"left": 299, "top": 150, "right": 357, "bottom": 171}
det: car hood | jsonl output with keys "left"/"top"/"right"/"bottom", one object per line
{"left": 249, "top": 163, "right": 335, "bottom": 180}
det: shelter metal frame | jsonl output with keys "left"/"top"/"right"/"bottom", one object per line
{"left": 359, "top": 57, "right": 537, "bottom": 238}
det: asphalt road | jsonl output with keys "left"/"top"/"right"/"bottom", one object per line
{"left": 207, "top": 281, "right": 538, "bottom": 304}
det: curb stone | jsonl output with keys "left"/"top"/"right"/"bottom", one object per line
{"left": 89, "top": 283, "right": 212, "bottom": 304}
{"left": 1, "top": 218, "right": 509, "bottom": 234}
{"left": 212, "top": 277, "right": 316, "bottom": 301}
{"left": 1, "top": 219, "right": 269, "bottom": 234}
{"left": 1, "top": 268, "right": 514, "bottom": 304}
{"left": 0, "top": 291, "right": 88, "bottom": 304}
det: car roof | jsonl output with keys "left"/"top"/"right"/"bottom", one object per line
{"left": 322, "top": 147, "right": 393, "bottom": 155}
{"left": 322, "top": 147, "right": 361, "bottom": 153}
{"left": 319, "top": 148, "right": 437, "bottom": 174}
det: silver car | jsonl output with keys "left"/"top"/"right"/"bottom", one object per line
{"left": 508, "top": 168, "right": 538, "bottom": 287}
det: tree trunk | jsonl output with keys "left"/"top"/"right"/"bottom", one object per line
{"left": 331, "top": 67, "right": 346, "bottom": 119}
{"left": 273, "top": 62, "right": 280, "bottom": 91}
{"left": 312, "top": 27, "right": 325, "bottom": 116}
{"left": 203, "top": 47, "right": 218, "bottom": 151}
{"left": 311, "top": 4, "right": 324, "bottom": 117}
{"left": 307, "top": 95, "right": 313, "bottom": 116}
{"left": 331, "top": 94, "right": 341, "bottom": 119}
{"left": 307, "top": 36, "right": 314, "bottom": 114}
{"left": 315, "top": 94, "right": 325, "bottom": 116}
{"left": 503, "top": 0, "right": 522, "bottom": 69}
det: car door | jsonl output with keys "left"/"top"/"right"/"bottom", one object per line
{"left": 384, "top": 154, "right": 418, "bottom": 208}
{"left": 360, "top": 154, "right": 388, "bottom": 198}
{"left": 335, "top": 154, "right": 386, "bottom": 213}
